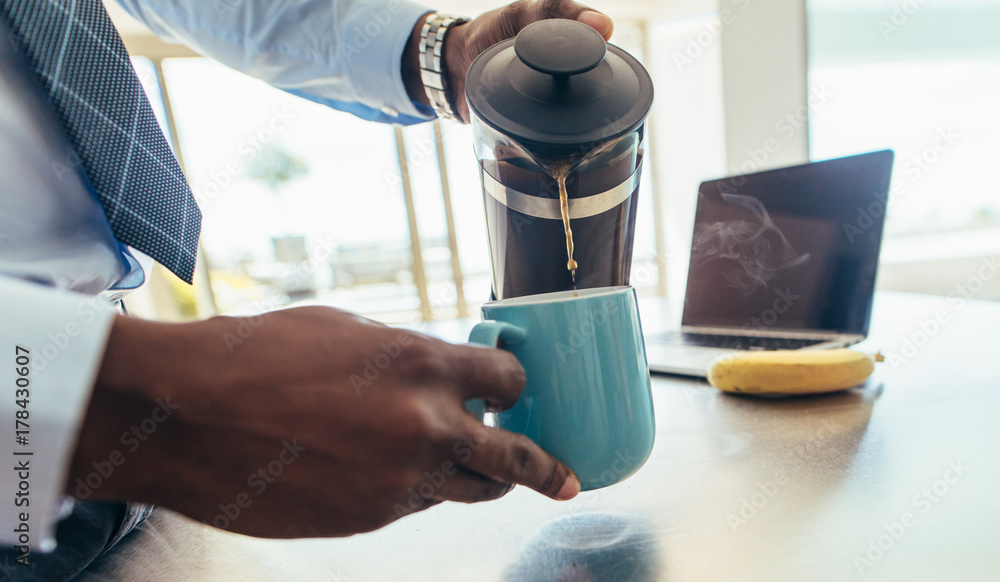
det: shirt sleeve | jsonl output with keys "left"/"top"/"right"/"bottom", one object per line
{"left": 0, "top": 277, "right": 117, "bottom": 553}
{"left": 114, "top": 0, "right": 436, "bottom": 125}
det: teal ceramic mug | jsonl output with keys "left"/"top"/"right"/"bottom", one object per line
{"left": 468, "top": 286, "right": 655, "bottom": 491}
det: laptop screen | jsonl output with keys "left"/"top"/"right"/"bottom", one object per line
{"left": 681, "top": 150, "right": 895, "bottom": 335}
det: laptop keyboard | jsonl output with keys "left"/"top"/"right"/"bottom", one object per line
{"left": 653, "top": 332, "right": 828, "bottom": 351}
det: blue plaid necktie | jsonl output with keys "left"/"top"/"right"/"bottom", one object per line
{"left": 1, "top": 0, "right": 201, "bottom": 283}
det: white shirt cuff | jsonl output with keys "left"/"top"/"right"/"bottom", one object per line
{"left": 0, "top": 278, "right": 116, "bottom": 554}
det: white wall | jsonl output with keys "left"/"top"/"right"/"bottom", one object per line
{"left": 644, "top": 3, "right": 728, "bottom": 306}
{"left": 718, "top": 0, "right": 809, "bottom": 172}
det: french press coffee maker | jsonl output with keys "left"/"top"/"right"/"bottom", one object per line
{"left": 465, "top": 19, "right": 654, "bottom": 299}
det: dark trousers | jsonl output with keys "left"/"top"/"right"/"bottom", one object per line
{"left": 0, "top": 501, "right": 151, "bottom": 582}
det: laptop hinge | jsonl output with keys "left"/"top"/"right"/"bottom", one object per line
{"left": 679, "top": 325, "right": 853, "bottom": 341}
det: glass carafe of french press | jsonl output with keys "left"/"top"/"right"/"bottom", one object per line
{"left": 465, "top": 19, "right": 654, "bottom": 300}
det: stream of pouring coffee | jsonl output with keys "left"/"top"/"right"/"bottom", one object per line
{"left": 547, "top": 139, "right": 622, "bottom": 292}
{"left": 556, "top": 167, "right": 578, "bottom": 287}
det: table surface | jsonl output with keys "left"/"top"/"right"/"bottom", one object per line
{"left": 80, "top": 292, "right": 1000, "bottom": 582}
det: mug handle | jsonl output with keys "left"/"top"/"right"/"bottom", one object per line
{"left": 465, "top": 321, "right": 528, "bottom": 418}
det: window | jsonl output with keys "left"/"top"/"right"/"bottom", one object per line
{"left": 145, "top": 20, "right": 662, "bottom": 323}
{"left": 808, "top": 0, "right": 1000, "bottom": 256}
{"left": 163, "top": 58, "right": 420, "bottom": 320}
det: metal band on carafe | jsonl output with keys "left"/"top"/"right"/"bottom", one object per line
{"left": 480, "top": 163, "right": 642, "bottom": 220}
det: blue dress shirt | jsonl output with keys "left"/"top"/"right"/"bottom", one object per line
{"left": 115, "top": 0, "right": 435, "bottom": 125}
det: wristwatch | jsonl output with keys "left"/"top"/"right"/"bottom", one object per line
{"left": 418, "top": 13, "right": 470, "bottom": 122}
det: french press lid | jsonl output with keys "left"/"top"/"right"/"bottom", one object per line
{"left": 465, "top": 19, "right": 654, "bottom": 156}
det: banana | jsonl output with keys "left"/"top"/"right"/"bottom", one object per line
{"left": 707, "top": 349, "right": 881, "bottom": 396}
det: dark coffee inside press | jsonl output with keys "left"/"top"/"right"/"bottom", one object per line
{"left": 478, "top": 133, "right": 643, "bottom": 298}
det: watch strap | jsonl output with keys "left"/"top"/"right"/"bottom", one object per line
{"left": 419, "top": 13, "right": 470, "bottom": 122}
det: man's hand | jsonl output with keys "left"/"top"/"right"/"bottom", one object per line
{"left": 69, "top": 306, "right": 580, "bottom": 538}
{"left": 404, "top": 0, "right": 614, "bottom": 123}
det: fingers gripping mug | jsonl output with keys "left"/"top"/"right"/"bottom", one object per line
{"left": 468, "top": 286, "right": 655, "bottom": 491}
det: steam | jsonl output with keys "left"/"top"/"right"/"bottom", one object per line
{"left": 691, "top": 193, "right": 810, "bottom": 295}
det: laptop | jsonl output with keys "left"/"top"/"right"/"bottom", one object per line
{"left": 645, "top": 150, "right": 895, "bottom": 377}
